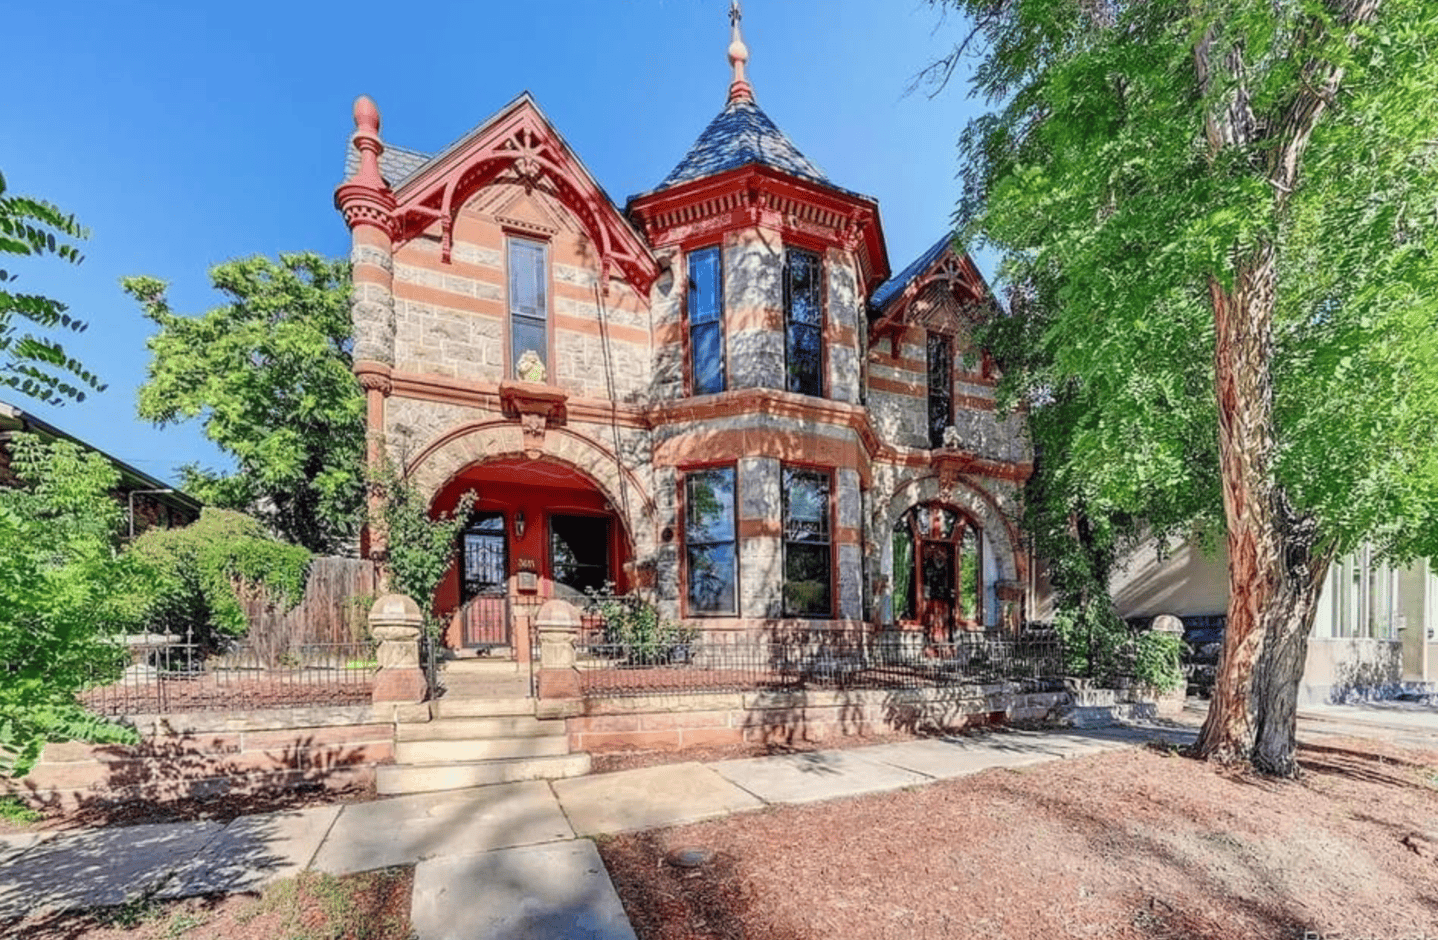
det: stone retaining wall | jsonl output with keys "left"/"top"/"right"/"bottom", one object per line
{"left": 3, "top": 704, "right": 414, "bottom": 811}
{"left": 565, "top": 685, "right": 1073, "bottom": 752}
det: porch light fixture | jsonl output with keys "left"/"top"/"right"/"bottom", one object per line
{"left": 513, "top": 510, "right": 526, "bottom": 538}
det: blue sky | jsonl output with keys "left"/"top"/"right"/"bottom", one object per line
{"left": 2, "top": 0, "right": 985, "bottom": 487}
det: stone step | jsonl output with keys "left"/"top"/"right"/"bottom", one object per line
{"left": 435, "top": 696, "right": 546, "bottom": 720}
{"left": 394, "top": 734, "right": 571, "bottom": 764}
{"left": 377, "top": 753, "right": 591, "bottom": 795}
{"left": 1068, "top": 689, "right": 1117, "bottom": 708}
{"left": 444, "top": 658, "right": 521, "bottom": 677}
{"left": 396, "top": 715, "right": 563, "bottom": 741}
{"left": 1058, "top": 702, "right": 1158, "bottom": 729}
{"left": 429, "top": 695, "right": 535, "bottom": 719}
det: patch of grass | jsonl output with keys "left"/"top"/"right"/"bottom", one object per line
{"left": 248, "top": 868, "right": 412, "bottom": 940}
{"left": 104, "top": 893, "right": 163, "bottom": 930}
{"left": 0, "top": 795, "right": 42, "bottom": 824}
{"left": 162, "top": 906, "right": 209, "bottom": 937}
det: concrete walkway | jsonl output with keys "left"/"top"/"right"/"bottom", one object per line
{"left": 0, "top": 723, "right": 1199, "bottom": 938}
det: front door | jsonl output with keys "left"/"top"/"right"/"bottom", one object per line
{"left": 920, "top": 540, "right": 956, "bottom": 641}
{"left": 459, "top": 513, "right": 509, "bottom": 647}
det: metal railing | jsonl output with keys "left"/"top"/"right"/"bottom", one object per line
{"left": 80, "top": 638, "right": 378, "bottom": 716}
{"left": 575, "top": 627, "right": 1066, "bottom": 697}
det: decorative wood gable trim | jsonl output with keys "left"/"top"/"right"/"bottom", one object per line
{"left": 391, "top": 98, "right": 658, "bottom": 297}
{"left": 869, "top": 245, "right": 992, "bottom": 353}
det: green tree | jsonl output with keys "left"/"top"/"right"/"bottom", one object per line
{"left": 122, "top": 253, "right": 363, "bottom": 554}
{"left": 0, "top": 171, "right": 105, "bottom": 404}
{"left": 127, "top": 508, "right": 312, "bottom": 653}
{"left": 942, "top": 0, "right": 1438, "bottom": 773}
{"left": 371, "top": 461, "right": 475, "bottom": 636}
{"left": 0, "top": 435, "right": 142, "bottom": 776}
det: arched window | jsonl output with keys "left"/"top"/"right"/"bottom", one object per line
{"left": 892, "top": 503, "right": 984, "bottom": 638}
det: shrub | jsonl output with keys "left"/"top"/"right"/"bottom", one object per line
{"left": 127, "top": 508, "right": 311, "bottom": 651}
{"left": 585, "top": 583, "right": 696, "bottom": 665}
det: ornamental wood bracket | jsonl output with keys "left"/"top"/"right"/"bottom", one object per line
{"left": 499, "top": 381, "right": 569, "bottom": 457}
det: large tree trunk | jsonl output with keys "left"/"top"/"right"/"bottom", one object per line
{"left": 1252, "top": 527, "right": 1335, "bottom": 776}
{"left": 1195, "top": 245, "right": 1284, "bottom": 764}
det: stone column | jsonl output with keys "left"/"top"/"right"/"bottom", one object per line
{"left": 535, "top": 599, "right": 583, "bottom": 716}
{"left": 370, "top": 594, "right": 426, "bottom": 704}
{"left": 1149, "top": 613, "right": 1188, "bottom": 718}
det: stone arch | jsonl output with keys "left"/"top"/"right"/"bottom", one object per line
{"left": 875, "top": 473, "right": 1023, "bottom": 627}
{"left": 405, "top": 421, "right": 657, "bottom": 561}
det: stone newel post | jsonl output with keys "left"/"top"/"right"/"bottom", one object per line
{"left": 370, "top": 594, "right": 426, "bottom": 704}
{"left": 535, "top": 599, "right": 583, "bottom": 704}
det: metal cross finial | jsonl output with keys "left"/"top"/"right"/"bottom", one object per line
{"left": 729, "top": 0, "right": 742, "bottom": 28}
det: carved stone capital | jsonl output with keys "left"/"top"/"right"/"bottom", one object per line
{"left": 354, "top": 361, "right": 394, "bottom": 395}
{"left": 336, "top": 183, "right": 397, "bottom": 236}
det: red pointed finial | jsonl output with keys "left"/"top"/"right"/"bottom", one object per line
{"left": 349, "top": 95, "right": 387, "bottom": 190}
{"left": 727, "top": 0, "right": 753, "bottom": 104}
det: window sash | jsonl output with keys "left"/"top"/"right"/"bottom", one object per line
{"left": 928, "top": 333, "right": 953, "bottom": 448}
{"left": 688, "top": 247, "right": 725, "bottom": 394}
{"left": 782, "top": 467, "right": 831, "bottom": 617}
{"left": 784, "top": 249, "right": 822, "bottom": 396}
{"left": 508, "top": 238, "right": 548, "bottom": 375}
{"left": 684, "top": 467, "right": 737, "bottom": 615}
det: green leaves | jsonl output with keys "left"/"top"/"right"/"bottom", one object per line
{"left": 0, "top": 434, "right": 141, "bottom": 777}
{"left": 126, "top": 508, "right": 313, "bottom": 648}
{"left": 124, "top": 253, "right": 364, "bottom": 553}
{"left": 0, "top": 170, "right": 103, "bottom": 405}
{"left": 371, "top": 461, "right": 475, "bottom": 636}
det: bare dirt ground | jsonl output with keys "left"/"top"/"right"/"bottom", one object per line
{"left": 600, "top": 736, "right": 1438, "bottom": 940}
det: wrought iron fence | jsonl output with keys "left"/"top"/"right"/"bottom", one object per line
{"left": 575, "top": 626, "right": 1067, "bottom": 697}
{"left": 80, "top": 637, "right": 378, "bottom": 716}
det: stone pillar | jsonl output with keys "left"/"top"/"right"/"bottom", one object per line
{"left": 1149, "top": 613, "right": 1188, "bottom": 717}
{"left": 724, "top": 227, "right": 785, "bottom": 390}
{"left": 535, "top": 599, "right": 583, "bottom": 707}
{"left": 370, "top": 594, "right": 426, "bottom": 704}
{"left": 738, "top": 456, "right": 783, "bottom": 619}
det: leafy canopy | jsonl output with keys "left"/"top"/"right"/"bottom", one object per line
{"left": 0, "top": 170, "right": 105, "bottom": 404}
{"left": 123, "top": 253, "right": 364, "bottom": 554}
{"left": 0, "top": 435, "right": 142, "bottom": 776}
{"left": 127, "top": 508, "right": 312, "bottom": 650}
{"left": 950, "top": 0, "right": 1438, "bottom": 567}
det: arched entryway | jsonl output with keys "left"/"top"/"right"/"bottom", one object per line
{"left": 892, "top": 502, "right": 986, "bottom": 642}
{"left": 430, "top": 458, "right": 634, "bottom": 651}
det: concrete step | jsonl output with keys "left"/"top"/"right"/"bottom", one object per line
{"left": 394, "top": 734, "right": 571, "bottom": 764}
{"left": 396, "top": 715, "right": 563, "bottom": 741}
{"left": 377, "top": 752, "right": 591, "bottom": 795}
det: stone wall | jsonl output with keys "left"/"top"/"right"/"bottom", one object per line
{"left": 565, "top": 685, "right": 1072, "bottom": 752}
{"left": 3, "top": 705, "right": 407, "bottom": 811}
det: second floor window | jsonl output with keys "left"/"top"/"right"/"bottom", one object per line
{"left": 928, "top": 333, "right": 953, "bottom": 448}
{"left": 782, "top": 466, "right": 832, "bottom": 617}
{"left": 684, "top": 467, "right": 737, "bottom": 614}
{"left": 687, "top": 247, "right": 725, "bottom": 394}
{"left": 784, "top": 248, "right": 822, "bottom": 396}
{"left": 508, "top": 237, "right": 548, "bottom": 380}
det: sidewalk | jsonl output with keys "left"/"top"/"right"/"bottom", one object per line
{"left": 0, "top": 723, "right": 1195, "bottom": 939}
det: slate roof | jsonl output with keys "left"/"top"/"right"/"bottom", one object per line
{"left": 646, "top": 97, "right": 831, "bottom": 195}
{"left": 343, "top": 142, "right": 432, "bottom": 190}
{"left": 869, "top": 233, "right": 955, "bottom": 314}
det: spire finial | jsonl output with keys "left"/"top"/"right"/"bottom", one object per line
{"left": 727, "top": 0, "right": 752, "bottom": 104}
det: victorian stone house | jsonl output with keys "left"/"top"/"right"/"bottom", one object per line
{"left": 334, "top": 9, "right": 1032, "bottom": 658}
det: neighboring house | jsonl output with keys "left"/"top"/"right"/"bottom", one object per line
{"left": 0, "top": 399, "right": 200, "bottom": 536}
{"left": 1102, "top": 535, "right": 1438, "bottom": 703}
{"left": 334, "top": 11, "right": 1033, "bottom": 655}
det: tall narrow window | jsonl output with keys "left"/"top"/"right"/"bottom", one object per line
{"left": 687, "top": 247, "right": 725, "bottom": 394}
{"left": 684, "top": 467, "right": 737, "bottom": 614}
{"left": 784, "top": 248, "right": 823, "bottom": 396}
{"left": 508, "top": 237, "right": 548, "bottom": 379}
{"left": 928, "top": 333, "right": 953, "bottom": 448}
{"left": 783, "top": 467, "right": 832, "bottom": 617}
